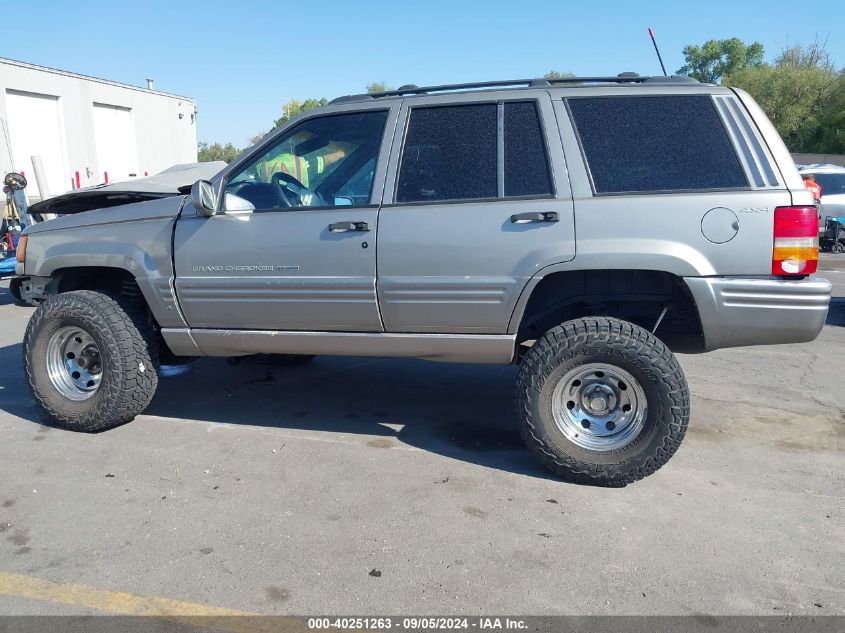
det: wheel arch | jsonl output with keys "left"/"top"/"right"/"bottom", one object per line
{"left": 509, "top": 268, "right": 705, "bottom": 353}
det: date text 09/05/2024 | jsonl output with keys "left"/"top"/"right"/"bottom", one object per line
{"left": 307, "top": 617, "right": 528, "bottom": 630}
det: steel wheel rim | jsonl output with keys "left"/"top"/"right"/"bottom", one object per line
{"left": 551, "top": 362, "right": 647, "bottom": 451}
{"left": 45, "top": 326, "right": 103, "bottom": 401}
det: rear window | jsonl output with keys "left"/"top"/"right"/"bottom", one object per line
{"left": 568, "top": 95, "right": 748, "bottom": 194}
{"left": 813, "top": 173, "right": 845, "bottom": 196}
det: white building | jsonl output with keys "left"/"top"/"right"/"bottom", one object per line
{"left": 0, "top": 57, "right": 198, "bottom": 202}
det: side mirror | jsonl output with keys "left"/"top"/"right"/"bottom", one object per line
{"left": 191, "top": 180, "right": 216, "bottom": 216}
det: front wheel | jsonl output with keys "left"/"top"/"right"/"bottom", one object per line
{"left": 515, "top": 317, "right": 689, "bottom": 486}
{"left": 23, "top": 290, "right": 159, "bottom": 432}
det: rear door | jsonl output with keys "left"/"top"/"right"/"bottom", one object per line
{"left": 377, "top": 91, "right": 574, "bottom": 333}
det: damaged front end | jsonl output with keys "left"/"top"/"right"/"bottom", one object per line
{"left": 25, "top": 161, "right": 226, "bottom": 222}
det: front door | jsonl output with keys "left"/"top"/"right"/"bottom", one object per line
{"left": 376, "top": 92, "right": 575, "bottom": 333}
{"left": 174, "top": 108, "right": 393, "bottom": 332}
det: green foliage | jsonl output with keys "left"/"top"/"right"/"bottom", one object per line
{"left": 271, "top": 81, "right": 393, "bottom": 132}
{"left": 273, "top": 98, "right": 329, "bottom": 128}
{"left": 248, "top": 132, "right": 267, "bottom": 146}
{"left": 776, "top": 39, "right": 834, "bottom": 71}
{"left": 677, "top": 38, "right": 764, "bottom": 84}
{"left": 817, "top": 75, "right": 845, "bottom": 153}
{"left": 723, "top": 40, "right": 842, "bottom": 152}
{"left": 197, "top": 142, "right": 240, "bottom": 164}
{"left": 366, "top": 81, "right": 393, "bottom": 94}
{"left": 543, "top": 71, "right": 576, "bottom": 80}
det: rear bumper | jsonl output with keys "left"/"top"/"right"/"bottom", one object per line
{"left": 684, "top": 276, "right": 831, "bottom": 351}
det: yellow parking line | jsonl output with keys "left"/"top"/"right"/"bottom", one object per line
{"left": 0, "top": 571, "right": 311, "bottom": 632}
{"left": 0, "top": 571, "right": 255, "bottom": 616}
{"left": 0, "top": 571, "right": 326, "bottom": 633}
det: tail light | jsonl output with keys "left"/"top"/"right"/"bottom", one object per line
{"left": 772, "top": 206, "right": 818, "bottom": 276}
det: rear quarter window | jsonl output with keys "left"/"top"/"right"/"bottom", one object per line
{"left": 567, "top": 95, "right": 748, "bottom": 194}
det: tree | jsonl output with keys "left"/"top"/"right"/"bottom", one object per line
{"left": 273, "top": 98, "right": 329, "bottom": 128}
{"left": 197, "top": 142, "right": 240, "bottom": 163}
{"left": 817, "top": 74, "right": 845, "bottom": 153}
{"left": 776, "top": 38, "right": 834, "bottom": 71}
{"left": 366, "top": 81, "right": 393, "bottom": 94}
{"left": 271, "top": 82, "right": 393, "bottom": 130}
{"left": 677, "top": 38, "right": 764, "bottom": 84}
{"left": 723, "top": 41, "right": 841, "bottom": 152}
{"left": 543, "top": 70, "right": 575, "bottom": 80}
{"left": 248, "top": 132, "right": 267, "bottom": 146}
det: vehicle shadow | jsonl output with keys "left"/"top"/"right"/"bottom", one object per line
{"left": 826, "top": 297, "right": 845, "bottom": 327}
{"left": 0, "top": 284, "right": 20, "bottom": 307}
{"left": 0, "top": 342, "right": 558, "bottom": 481}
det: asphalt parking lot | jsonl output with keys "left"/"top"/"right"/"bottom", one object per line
{"left": 0, "top": 263, "right": 843, "bottom": 617}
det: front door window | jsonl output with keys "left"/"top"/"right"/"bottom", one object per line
{"left": 225, "top": 110, "right": 388, "bottom": 211}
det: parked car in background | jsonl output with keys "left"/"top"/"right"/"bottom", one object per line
{"left": 797, "top": 164, "right": 845, "bottom": 236}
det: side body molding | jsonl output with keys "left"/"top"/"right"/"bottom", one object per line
{"left": 161, "top": 329, "right": 516, "bottom": 364}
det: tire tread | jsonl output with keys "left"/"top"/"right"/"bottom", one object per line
{"left": 23, "top": 290, "right": 158, "bottom": 432}
{"left": 515, "top": 316, "right": 689, "bottom": 486}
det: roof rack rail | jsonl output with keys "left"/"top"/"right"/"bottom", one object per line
{"left": 329, "top": 73, "right": 699, "bottom": 104}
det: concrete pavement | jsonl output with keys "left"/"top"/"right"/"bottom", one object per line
{"left": 0, "top": 278, "right": 842, "bottom": 616}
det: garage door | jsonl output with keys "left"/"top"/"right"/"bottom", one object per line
{"left": 5, "top": 89, "right": 69, "bottom": 200}
{"left": 93, "top": 102, "right": 139, "bottom": 183}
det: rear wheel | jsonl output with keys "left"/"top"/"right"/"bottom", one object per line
{"left": 23, "top": 290, "right": 158, "bottom": 431}
{"left": 515, "top": 317, "right": 689, "bottom": 486}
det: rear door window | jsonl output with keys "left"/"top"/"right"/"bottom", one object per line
{"left": 396, "top": 101, "right": 553, "bottom": 203}
{"left": 567, "top": 95, "right": 748, "bottom": 194}
{"left": 397, "top": 104, "right": 498, "bottom": 203}
{"left": 504, "top": 101, "right": 553, "bottom": 197}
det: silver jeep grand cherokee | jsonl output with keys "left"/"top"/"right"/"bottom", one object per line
{"left": 12, "top": 74, "right": 831, "bottom": 486}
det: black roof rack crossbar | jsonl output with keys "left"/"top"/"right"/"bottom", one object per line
{"left": 329, "top": 74, "right": 698, "bottom": 104}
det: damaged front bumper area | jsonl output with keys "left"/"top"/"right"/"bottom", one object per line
{"left": 9, "top": 275, "right": 55, "bottom": 305}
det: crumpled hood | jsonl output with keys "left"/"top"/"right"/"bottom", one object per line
{"left": 24, "top": 195, "right": 187, "bottom": 235}
{"left": 27, "top": 161, "right": 226, "bottom": 217}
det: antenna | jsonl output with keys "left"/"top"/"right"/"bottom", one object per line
{"left": 648, "top": 27, "right": 668, "bottom": 76}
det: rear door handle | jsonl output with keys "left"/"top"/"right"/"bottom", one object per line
{"left": 329, "top": 221, "right": 370, "bottom": 232}
{"left": 510, "top": 211, "right": 559, "bottom": 224}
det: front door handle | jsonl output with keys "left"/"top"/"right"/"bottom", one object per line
{"left": 510, "top": 211, "right": 559, "bottom": 224}
{"left": 329, "top": 221, "right": 370, "bottom": 233}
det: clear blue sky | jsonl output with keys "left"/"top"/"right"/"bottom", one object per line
{"left": 6, "top": 0, "right": 844, "bottom": 147}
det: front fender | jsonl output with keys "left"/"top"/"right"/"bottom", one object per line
{"left": 22, "top": 216, "right": 184, "bottom": 328}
